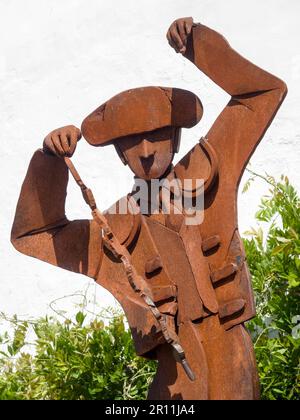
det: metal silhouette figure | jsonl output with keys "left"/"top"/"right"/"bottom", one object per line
{"left": 11, "top": 17, "right": 287, "bottom": 399}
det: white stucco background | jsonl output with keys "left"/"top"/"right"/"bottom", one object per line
{"left": 0, "top": 0, "right": 299, "bottom": 319}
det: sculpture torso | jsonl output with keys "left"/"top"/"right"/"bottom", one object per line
{"left": 98, "top": 136, "right": 255, "bottom": 359}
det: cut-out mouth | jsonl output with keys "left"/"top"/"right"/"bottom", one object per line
{"left": 140, "top": 155, "right": 155, "bottom": 174}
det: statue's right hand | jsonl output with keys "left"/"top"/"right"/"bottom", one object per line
{"left": 167, "top": 17, "right": 194, "bottom": 54}
{"left": 43, "top": 125, "right": 82, "bottom": 157}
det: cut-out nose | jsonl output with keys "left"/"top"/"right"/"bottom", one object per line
{"left": 140, "top": 139, "right": 155, "bottom": 159}
{"left": 139, "top": 140, "right": 155, "bottom": 174}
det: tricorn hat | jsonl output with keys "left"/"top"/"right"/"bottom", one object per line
{"left": 81, "top": 86, "right": 203, "bottom": 146}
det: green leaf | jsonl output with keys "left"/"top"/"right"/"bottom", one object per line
{"left": 75, "top": 312, "right": 86, "bottom": 327}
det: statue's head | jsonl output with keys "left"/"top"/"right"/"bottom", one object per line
{"left": 81, "top": 86, "right": 203, "bottom": 180}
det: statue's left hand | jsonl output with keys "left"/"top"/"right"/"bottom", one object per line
{"left": 166, "top": 17, "right": 194, "bottom": 54}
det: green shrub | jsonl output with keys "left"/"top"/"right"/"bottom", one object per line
{"left": 243, "top": 172, "right": 300, "bottom": 400}
{"left": 0, "top": 172, "right": 299, "bottom": 400}
{"left": 0, "top": 309, "right": 156, "bottom": 400}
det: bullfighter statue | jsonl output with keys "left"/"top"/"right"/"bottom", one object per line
{"left": 11, "top": 17, "right": 287, "bottom": 399}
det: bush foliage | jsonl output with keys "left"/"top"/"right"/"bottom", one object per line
{"left": 0, "top": 309, "right": 156, "bottom": 400}
{"left": 0, "top": 173, "right": 299, "bottom": 400}
{"left": 243, "top": 172, "right": 300, "bottom": 400}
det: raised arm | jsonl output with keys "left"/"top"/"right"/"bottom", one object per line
{"left": 168, "top": 18, "right": 287, "bottom": 184}
{"left": 11, "top": 126, "right": 102, "bottom": 279}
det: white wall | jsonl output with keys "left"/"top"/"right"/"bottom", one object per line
{"left": 0, "top": 0, "right": 299, "bottom": 318}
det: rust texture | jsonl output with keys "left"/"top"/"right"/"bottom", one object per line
{"left": 11, "top": 18, "right": 287, "bottom": 400}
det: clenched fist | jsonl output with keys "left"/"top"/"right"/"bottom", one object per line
{"left": 166, "top": 17, "right": 194, "bottom": 54}
{"left": 43, "top": 125, "right": 81, "bottom": 157}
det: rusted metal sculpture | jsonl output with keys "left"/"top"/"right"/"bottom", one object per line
{"left": 11, "top": 18, "right": 287, "bottom": 400}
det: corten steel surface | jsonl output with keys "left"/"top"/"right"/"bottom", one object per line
{"left": 11, "top": 18, "right": 287, "bottom": 400}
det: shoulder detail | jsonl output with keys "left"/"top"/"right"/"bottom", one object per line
{"left": 174, "top": 137, "right": 219, "bottom": 198}
{"left": 104, "top": 195, "right": 141, "bottom": 248}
